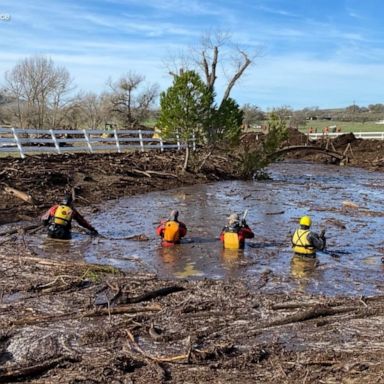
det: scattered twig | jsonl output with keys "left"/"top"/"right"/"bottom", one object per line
{"left": 126, "top": 329, "right": 191, "bottom": 363}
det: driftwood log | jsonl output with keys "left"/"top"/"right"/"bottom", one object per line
{"left": 3, "top": 185, "right": 35, "bottom": 205}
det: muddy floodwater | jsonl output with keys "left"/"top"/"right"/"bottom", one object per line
{"left": 28, "top": 160, "right": 384, "bottom": 297}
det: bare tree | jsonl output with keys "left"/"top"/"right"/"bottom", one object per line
{"left": 0, "top": 91, "right": 9, "bottom": 125}
{"left": 4, "top": 56, "right": 73, "bottom": 128}
{"left": 168, "top": 31, "right": 259, "bottom": 108}
{"left": 75, "top": 92, "right": 110, "bottom": 129}
{"left": 242, "top": 104, "right": 266, "bottom": 128}
{"left": 108, "top": 72, "right": 159, "bottom": 128}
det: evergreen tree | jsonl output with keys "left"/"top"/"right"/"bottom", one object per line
{"left": 208, "top": 97, "right": 243, "bottom": 145}
{"left": 158, "top": 70, "right": 213, "bottom": 143}
{"left": 158, "top": 70, "right": 213, "bottom": 170}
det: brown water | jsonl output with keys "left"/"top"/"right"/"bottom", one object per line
{"left": 26, "top": 160, "right": 384, "bottom": 297}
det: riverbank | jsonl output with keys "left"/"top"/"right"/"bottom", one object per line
{"left": 0, "top": 149, "right": 240, "bottom": 225}
{"left": 282, "top": 129, "right": 384, "bottom": 170}
{"left": 0, "top": 240, "right": 383, "bottom": 383}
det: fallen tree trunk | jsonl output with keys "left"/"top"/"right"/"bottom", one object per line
{"left": 0, "top": 355, "right": 80, "bottom": 383}
{"left": 261, "top": 304, "right": 359, "bottom": 329}
{"left": 3, "top": 185, "right": 35, "bottom": 205}
{"left": 111, "top": 285, "right": 185, "bottom": 306}
{"left": 10, "top": 304, "right": 162, "bottom": 326}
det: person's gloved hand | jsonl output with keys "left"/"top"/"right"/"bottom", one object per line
{"left": 90, "top": 229, "right": 99, "bottom": 237}
{"left": 319, "top": 229, "right": 326, "bottom": 249}
{"left": 241, "top": 219, "right": 248, "bottom": 227}
{"left": 321, "top": 237, "right": 326, "bottom": 250}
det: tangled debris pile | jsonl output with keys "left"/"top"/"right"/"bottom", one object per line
{"left": 0, "top": 240, "right": 383, "bottom": 383}
{"left": 276, "top": 130, "right": 384, "bottom": 170}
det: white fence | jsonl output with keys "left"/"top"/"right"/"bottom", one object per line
{"left": 0, "top": 127, "right": 196, "bottom": 159}
{"left": 309, "top": 131, "right": 384, "bottom": 140}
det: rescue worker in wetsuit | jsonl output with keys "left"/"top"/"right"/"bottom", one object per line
{"left": 291, "top": 215, "right": 326, "bottom": 257}
{"left": 220, "top": 213, "right": 254, "bottom": 249}
{"left": 156, "top": 210, "right": 187, "bottom": 247}
{"left": 41, "top": 195, "right": 98, "bottom": 240}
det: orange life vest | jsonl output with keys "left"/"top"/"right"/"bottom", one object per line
{"left": 53, "top": 205, "right": 73, "bottom": 227}
{"left": 163, "top": 221, "right": 180, "bottom": 242}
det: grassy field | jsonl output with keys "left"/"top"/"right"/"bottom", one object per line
{"left": 298, "top": 120, "right": 384, "bottom": 133}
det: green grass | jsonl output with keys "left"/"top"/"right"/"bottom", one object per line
{"left": 298, "top": 120, "right": 384, "bottom": 133}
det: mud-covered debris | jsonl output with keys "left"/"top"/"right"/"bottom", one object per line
{"left": 342, "top": 200, "right": 359, "bottom": 209}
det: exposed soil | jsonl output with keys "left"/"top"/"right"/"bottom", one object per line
{"left": 1, "top": 134, "right": 384, "bottom": 383}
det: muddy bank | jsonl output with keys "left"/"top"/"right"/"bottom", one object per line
{"left": 0, "top": 149, "right": 239, "bottom": 225}
{"left": 282, "top": 129, "right": 384, "bottom": 170}
{"left": 0, "top": 241, "right": 383, "bottom": 384}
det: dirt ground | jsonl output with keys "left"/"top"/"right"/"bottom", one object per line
{"left": 1, "top": 134, "right": 384, "bottom": 383}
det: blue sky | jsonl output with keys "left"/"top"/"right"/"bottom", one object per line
{"left": 0, "top": 0, "right": 383, "bottom": 110}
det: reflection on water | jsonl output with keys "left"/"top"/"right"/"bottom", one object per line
{"left": 290, "top": 255, "right": 319, "bottom": 279}
{"left": 21, "top": 160, "right": 384, "bottom": 297}
{"left": 174, "top": 262, "right": 204, "bottom": 278}
{"left": 220, "top": 248, "right": 245, "bottom": 268}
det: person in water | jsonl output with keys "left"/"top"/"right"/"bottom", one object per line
{"left": 156, "top": 210, "right": 187, "bottom": 247}
{"left": 291, "top": 215, "right": 326, "bottom": 257}
{"left": 41, "top": 194, "right": 98, "bottom": 240}
{"left": 220, "top": 213, "right": 254, "bottom": 249}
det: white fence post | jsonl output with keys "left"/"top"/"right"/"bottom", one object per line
{"left": 50, "top": 129, "right": 61, "bottom": 154}
{"left": 83, "top": 129, "right": 93, "bottom": 153}
{"left": 11, "top": 127, "right": 25, "bottom": 159}
{"left": 192, "top": 132, "right": 196, "bottom": 151}
{"left": 114, "top": 129, "right": 121, "bottom": 153}
{"left": 176, "top": 133, "right": 181, "bottom": 150}
{"left": 139, "top": 129, "right": 144, "bottom": 152}
{"left": 159, "top": 137, "right": 164, "bottom": 152}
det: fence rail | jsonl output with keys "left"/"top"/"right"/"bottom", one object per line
{"left": 309, "top": 131, "right": 384, "bottom": 140}
{"left": 0, "top": 127, "right": 195, "bottom": 158}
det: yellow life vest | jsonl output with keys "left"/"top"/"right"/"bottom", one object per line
{"left": 223, "top": 228, "right": 240, "bottom": 250}
{"left": 292, "top": 229, "right": 315, "bottom": 255}
{"left": 163, "top": 221, "right": 180, "bottom": 242}
{"left": 53, "top": 205, "right": 73, "bottom": 226}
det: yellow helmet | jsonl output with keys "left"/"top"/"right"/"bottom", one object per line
{"left": 299, "top": 215, "right": 312, "bottom": 227}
